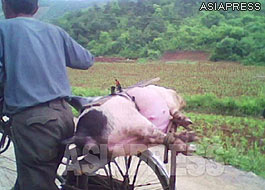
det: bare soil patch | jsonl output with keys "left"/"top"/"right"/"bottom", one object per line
{"left": 161, "top": 51, "right": 210, "bottom": 61}
{"left": 95, "top": 51, "right": 210, "bottom": 63}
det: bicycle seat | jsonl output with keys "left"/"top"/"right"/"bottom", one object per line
{"left": 68, "top": 96, "right": 103, "bottom": 113}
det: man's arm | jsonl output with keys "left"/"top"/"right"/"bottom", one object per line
{"left": 61, "top": 29, "right": 94, "bottom": 70}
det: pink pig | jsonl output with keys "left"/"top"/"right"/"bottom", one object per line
{"left": 127, "top": 85, "right": 189, "bottom": 133}
{"left": 66, "top": 85, "right": 193, "bottom": 156}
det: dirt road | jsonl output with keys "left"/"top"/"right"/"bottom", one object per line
{"left": 0, "top": 145, "right": 264, "bottom": 190}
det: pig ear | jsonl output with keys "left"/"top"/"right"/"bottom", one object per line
{"left": 62, "top": 136, "right": 76, "bottom": 145}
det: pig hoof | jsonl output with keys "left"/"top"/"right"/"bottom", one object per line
{"left": 188, "top": 144, "right": 196, "bottom": 152}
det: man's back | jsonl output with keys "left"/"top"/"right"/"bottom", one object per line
{"left": 0, "top": 17, "right": 94, "bottom": 113}
{"left": 0, "top": 1, "right": 94, "bottom": 189}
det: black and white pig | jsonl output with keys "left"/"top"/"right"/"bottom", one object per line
{"left": 66, "top": 85, "right": 194, "bottom": 157}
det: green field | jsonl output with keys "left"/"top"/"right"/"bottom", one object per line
{"left": 69, "top": 60, "right": 265, "bottom": 178}
{"left": 69, "top": 61, "right": 265, "bottom": 96}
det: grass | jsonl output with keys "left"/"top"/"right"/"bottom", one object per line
{"left": 72, "top": 86, "right": 108, "bottom": 97}
{"left": 185, "top": 94, "right": 265, "bottom": 118}
{"left": 187, "top": 112, "right": 265, "bottom": 178}
{"left": 69, "top": 60, "right": 265, "bottom": 178}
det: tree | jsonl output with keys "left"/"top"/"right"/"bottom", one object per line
{"left": 201, "top": 12, "right": 225, "bottom": 28}
{"left": 211, "top": 37, "right": 240, "bottom": 61}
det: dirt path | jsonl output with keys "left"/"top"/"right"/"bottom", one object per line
{"left": 150, "top": 146, "right": 265, "bottom": 190}
{"left": 0, "top": 144, "right": 16, "bottom": 190}
{"left": 1, "top": 145, "right": 264, "bottom": 190}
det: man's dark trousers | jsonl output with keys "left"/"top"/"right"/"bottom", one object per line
{"left": 11, "top": 99, "right": 75, "bottom": 190}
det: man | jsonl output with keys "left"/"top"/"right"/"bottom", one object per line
{"left": 0, "top": 0, "right": 94, "bottom": 189}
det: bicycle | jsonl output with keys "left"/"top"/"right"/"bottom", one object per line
{"left": 0, "top": 96, "right": 170, "bottom": 190}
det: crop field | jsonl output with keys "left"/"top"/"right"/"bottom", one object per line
{"left": 68, "top": 60, "right": 265, "bottom": 97}
{"left": 68, "top": 59, "right": 265, "bottom": 178}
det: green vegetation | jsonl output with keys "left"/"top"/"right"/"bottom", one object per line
{"left": 185, "top": 94, "right": 265, "bottom": 118}
{"left": 57, "top": 0, "right": 265, "bottom": 65}
{"left": 72, "top": 86, "right": 108, "bottom": 97}
{"left": 188, "top": 113, "right": 265, "bottom": 178}
{"left": 68, "top": 61, "right": 265, "bottom": 98}
{"left": 71, "top": 86, "right": 265, "bottom": 118}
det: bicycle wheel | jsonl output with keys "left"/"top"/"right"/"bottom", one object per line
{"left": 62, "top": 149, "right": 169, "bottom": 190}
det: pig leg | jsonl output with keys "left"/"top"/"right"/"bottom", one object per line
{"left": 125, "top": 110, "right": 196, "bottom": 153}
{"left": 129, "top": 124, "right": 167, "bottom": 145}
{"left": 171, "top": 111, "right": 193, "bottom": 130}
{"left": 120, "top": 109, "right": 195, "bottom": 146}
{"left": 116, "top": 111, "right": 167, "bottom": 145}
{"left": 128, "top": 125, "right": 195, "bottom": 155}
{"left": 125, "top": 121, "right": 181, "bottom": 146}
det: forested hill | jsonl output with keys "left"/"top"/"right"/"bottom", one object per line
{"left": 37, "top": 0, "right": 111, "bottom": 21}
{"left": 56, "top": 0, "right": 265, "bottom": 65}
{"left": 0, "top": 0, "right": 111, "bottom": 21}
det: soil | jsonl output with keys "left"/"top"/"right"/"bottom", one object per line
{"left": 161, "top": 51, "right": 210, "bottom": 61}
{"left": 95, "top": 51, "right": 210, "bottom": 63}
